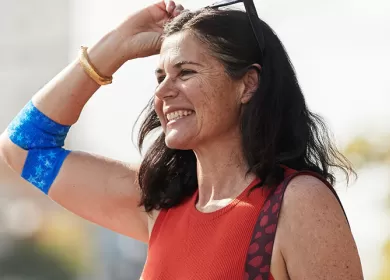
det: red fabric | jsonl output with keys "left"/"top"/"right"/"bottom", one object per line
{"left": 141, "top": 178, "right": 275, "bottom": 280}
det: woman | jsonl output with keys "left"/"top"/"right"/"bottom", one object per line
{"left": 0, "top": 1, "right": 363, "bottom": 279}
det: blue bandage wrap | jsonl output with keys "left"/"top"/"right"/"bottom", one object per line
{"left": 8, "top": 101, "right": 71, "bottom": 149}
{"left": 7, "top": 101, "right": 71, "bottom": 194}
{"left": 21, "top": 148, "right": 71, "bottom": 194}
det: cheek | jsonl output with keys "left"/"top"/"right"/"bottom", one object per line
{"left": 195, "top": 81, "right": 240, "bottom": 129}
{"left": 153, "top": 97, "right": 166, "bottom": 126}
{"left": 200, "top": 79, "right": 238, "bottom": 113}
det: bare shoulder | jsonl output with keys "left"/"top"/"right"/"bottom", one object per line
{"left": 276, "top": 174, "right": 363, "bottom": 280}
{"left": 282, "top": 175, "right": 345, "bottom": 222}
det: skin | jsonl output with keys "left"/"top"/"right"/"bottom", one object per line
{"left": 0, "top": 1, "right": 363, "bottom": 279}
{"left": 154, "top": 31, "right": 259, "bottom": 208}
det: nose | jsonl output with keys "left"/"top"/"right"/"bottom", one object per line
{"left": 155, "top": 77, "right": 179, "bottom": 100}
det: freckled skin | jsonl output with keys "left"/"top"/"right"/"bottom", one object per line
{"left": 154, "top": 31, "right": 243, "bottom": 150}
{"left": 272, "top": 175, "right": 364, "bottom": 280}
{"left": 0, "top": 0, "right": 363, "bottom": 278}
{"left": 153, "top": 30, "right": 363, "bottom": 280}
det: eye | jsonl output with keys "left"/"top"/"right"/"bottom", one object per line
{"left": 179, "top": 69, "right": 196, "bottom": 79}
{"left": 156, "top": 75, "right": 166, "bottom": 84}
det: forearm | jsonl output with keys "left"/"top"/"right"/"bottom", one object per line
{"left": 32, "top": 30, "right": 126, "bottom": 125}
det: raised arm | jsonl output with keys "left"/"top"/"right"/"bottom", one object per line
{"left": 0, "top": 1, "right": 184, "bottom": 243}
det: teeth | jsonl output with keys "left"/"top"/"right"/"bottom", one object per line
{"left": 166, "top": 110, "right": 193, "bottom": 121}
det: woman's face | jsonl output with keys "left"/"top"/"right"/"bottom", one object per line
{"left": 154, "top": 31, "right": 247, "bottom": 150}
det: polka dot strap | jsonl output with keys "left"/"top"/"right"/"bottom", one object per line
{"left": 244, "top": 171, "right": 347, "bottom": 280}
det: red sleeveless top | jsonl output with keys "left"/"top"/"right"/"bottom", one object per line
{"left": 141, "top": 167, "right": 345, "bottom": 280}
{"left": 140, "top": 170, "right": 291, "bottom": 280}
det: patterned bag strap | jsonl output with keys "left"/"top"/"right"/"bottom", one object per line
{"left": 244, "top": 170, "right": 348, "bottom": 280}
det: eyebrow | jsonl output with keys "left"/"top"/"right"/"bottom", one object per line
{"left": 155, "top": 61, "right": 203, "bottom": 74}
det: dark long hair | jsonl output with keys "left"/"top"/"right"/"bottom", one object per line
{"left": 136, "top": 9, "right": 354, "bottom": 213}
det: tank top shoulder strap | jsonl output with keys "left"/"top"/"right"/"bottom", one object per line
{"left": 244, "top": 170, "right": 348, "bottom": 280}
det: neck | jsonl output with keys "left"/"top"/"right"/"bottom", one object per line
{"left": 193, "top": 131, "right": 256, "bottom": 208}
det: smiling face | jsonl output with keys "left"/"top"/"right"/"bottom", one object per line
{"left": 154, "top": 31, "right": 247, "bottom": 150}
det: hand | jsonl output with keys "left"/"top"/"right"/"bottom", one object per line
{"left": 115, "top": 0, "right": 185, "bottom": 60}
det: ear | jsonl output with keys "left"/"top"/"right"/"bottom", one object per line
{"left": 240, "top": 64, "right": 261, "bottom": 104}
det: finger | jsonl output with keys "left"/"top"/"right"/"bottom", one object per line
{"left": 172, "top": 4, "right": 185, "bottom": 17}
{"left": 165, "top": 0, "right": 176, "bottom": 15}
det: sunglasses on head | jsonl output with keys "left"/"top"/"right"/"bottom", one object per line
{"left": 207, "top": 0, "right": 265, "bottom": 66}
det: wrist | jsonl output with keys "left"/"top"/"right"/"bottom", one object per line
{"left": 87, "top": 30, "right": 128, "bottom": 77}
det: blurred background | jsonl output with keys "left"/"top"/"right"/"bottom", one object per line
{"left": 0, "top": 0, "right": 389, "bottom": 279}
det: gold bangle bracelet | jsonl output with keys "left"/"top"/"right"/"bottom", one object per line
{"left": 78, "top": 46, "right": 113, "bottom": 86}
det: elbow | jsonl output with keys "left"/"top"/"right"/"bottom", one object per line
{"left": 0, "top": 132, "right": 25, "bottom": 173}
{"left": 0, "top": 132, "right": 13, "bottom": 168}
{"left": 0, "top": 132, "right": 10, "bottom": 163}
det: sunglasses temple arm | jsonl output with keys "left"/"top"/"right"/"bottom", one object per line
{"left": 207, "top": 0, "right": 242, "bottom": 9}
